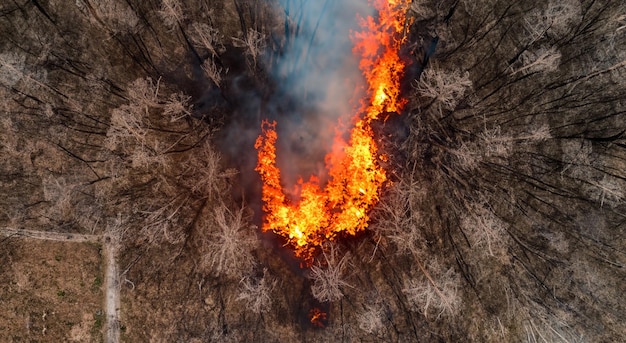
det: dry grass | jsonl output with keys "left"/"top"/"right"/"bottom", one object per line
{"left": 0, "top": 239, "right": 103, "bottom": 342}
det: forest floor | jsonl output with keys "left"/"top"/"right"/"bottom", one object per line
{"left": 1, "top": 0, "right": 624, "bottom": 341}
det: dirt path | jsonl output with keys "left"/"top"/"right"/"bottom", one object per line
{"left": 0, "top": 227, "right": 121, "bottom": 343}
{"left": 103, "top": 234, "right": 121, "bottom": 343}
{"left": 0, "top": 227, "right": 100, "bottom": 242}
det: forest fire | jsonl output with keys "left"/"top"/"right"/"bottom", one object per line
{"left": 255, "top": 0, "right": 410, "bottom": 263}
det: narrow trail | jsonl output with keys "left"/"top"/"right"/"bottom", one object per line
{"left": 0, "top": 227, "right": 100, "bottom": 242}
{"left": 103, "top": 234, "right": 121, "bottom": 343}
{"left": 1, "top": 227, "right": 121, "bottom": 343}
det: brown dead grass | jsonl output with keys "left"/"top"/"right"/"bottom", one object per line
{"left": 0, "top": 238, "right": 104, "bottom": 342}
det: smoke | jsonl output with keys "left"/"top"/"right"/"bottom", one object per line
{"left": 265, "top": 0, "right": 375, "bottom": 190}
{"left": 215, "top": 0, "right": 375, "bottom": 203}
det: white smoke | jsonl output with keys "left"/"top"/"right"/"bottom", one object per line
{"left": 268, "top": 0, "right": 375, "bottom": 189}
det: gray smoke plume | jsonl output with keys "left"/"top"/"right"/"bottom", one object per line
{"left": 266, "top": 0, "right": 375, "bottom": 190}
{"left": 216, "top": 0, "right": 376, "bottom": 204}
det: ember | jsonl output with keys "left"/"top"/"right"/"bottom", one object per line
{"left": 308, "top": 307, "right": 328, "bottom": 328}
{"left": 255, "top": 0, "right": 410, "bottom": 262}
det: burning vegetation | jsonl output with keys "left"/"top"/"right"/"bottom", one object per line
{"left": 255, "top": 0, "right": 410, "bottom": 262}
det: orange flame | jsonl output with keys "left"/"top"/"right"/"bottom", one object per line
{"left": 255, "top": 0, "right": 410, "bottom": 262}
{"left": 308, "top": 307, "right": 328, "bottom": 328}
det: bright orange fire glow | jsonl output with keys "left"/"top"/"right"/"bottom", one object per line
{"left": 255, "top": 0, "right": 410, "bottom": 262}
{"left": 308, "top": 307, "right": 328, "bottom": 328}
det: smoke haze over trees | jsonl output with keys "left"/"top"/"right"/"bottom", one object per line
{"left": 0, "top": 0, "right": 625, "bottom": 342}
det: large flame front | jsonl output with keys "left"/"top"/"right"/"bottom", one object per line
{"left": 255, "top": 0, "right": 410, "bottom": 262}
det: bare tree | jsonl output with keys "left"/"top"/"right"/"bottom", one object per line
{"left": 232, "top": 29, "right": 266, "bottom": 68}
{"left": 309, "top": 243, "right": 352, "bottom": 303}
{"left": 181, "top": 141, "right": 235, "bottom": 198}
{"left": 79, "top": 0, "right": 139, "bottom": 34}
{"left": 104, "top": 77, "right": 160, "bottom": 152}
{"left": 105, "top": 105, "right": 148, "bottom": 150}
{"left": 516, "top": 298, "right": 586, "bottom": 343}
{"left": 236, "top": 269, "right": 277, "bottom": 314}
{"left": 450, "top": 142, "right": 481, "bottom": 171}
{"left": 588, "top": 175, "right": 625, "bottom": 208}
{"left": 202, "top": 203, "right": 257, "bottom": 279}
{"left": 188, "top": 22, "right": 226, "bottom": 86}
{"left": 126, "top": 77, "right": 160, "bottom": 109}
{"left": 460, "top": 200, "right": 509, "bottom": 258}
{"left": 41, "top": 176, "right": 75, "bottom": 222}
{"left": 163, "top": 92, "right": 192, "bottom": 122}
{"left": 201, "top": 58, "right": 224, "bottom": 87}
{"left": 189, "top": 22, "right": 223, "bottom": 57}
{"left": 159, "top": 0, "right": 185, "bottom": 29}
{"left": 479, "top": 126, "right": 514, "bottom": 158}
{"left": 402, "top": 259, "right": 461, "bottom": 319}
{"left": 0, "top": 52, "right": 26, "bottom": 87}
{"left": 510, "top": 46, "right": 561, "bottom": 75}
{"left": 412, "top": 64, "right": 472, "bottom": 115}
{"left": 137, "top": 192, "right": 189, "bottom": 245}
{"left": 522, "top": 0, "right": 581, "bottom": 43}
{"left": 357, "top": 297, "right": 386, "bottom": 334}
{"left": 371, "top": 178, "right": 426, "bottom": 256}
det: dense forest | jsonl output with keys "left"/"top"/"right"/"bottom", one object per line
{"left": 1, "top": 0, "right": 625, "bottom": 342}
